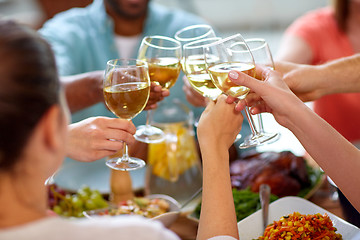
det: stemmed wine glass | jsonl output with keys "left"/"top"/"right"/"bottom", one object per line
{"left": 135, "top": 35, "right": 182, "bottom": 143}
{"left": 103, "top": 59, "right": 150, "bottom": 171}
{"left": 204, "top": 33, "right": 272, "bottom": 149}
{"left": 175, "top": 24, "right": 218, "bottom": 127}
{"left": 182, "top": 37, "right": 222, "bottom": 101}
{"left": 244, "top": 38, "right": 280, "bottom": 144}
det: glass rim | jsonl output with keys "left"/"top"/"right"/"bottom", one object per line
{"left": 106, "top": 58, "right": 148, "bottom": 67}
{"left": 183, "top": 37, "right": 222, "bottom": 50}
{"left": 205, "top": 33, "right": 247, "bottom": 48}
{"left": 174, "top": 24, "right": 215, "bottom": 42}
{"left": 142, "top": 35, "right": 181, "bottom": 50}
{"left": 245, "top": 38, "right": 268, "bottom": 52}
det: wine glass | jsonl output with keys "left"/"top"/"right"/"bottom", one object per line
{"left": 204, "top": 33, "right": 271, "bottom": 149}
{"left": 135, "top": 35, "right": 182, "bottom": 143}
{"left": 103, "top": 59, "right": 150, "bottom": 171}
{"left": 244, "top": 38, "right": 280, "bottom": 144}
{"left": 182, "top": 37, "right": 222, "bottom": 101}
{"left": 175, "top": 24, "right": 217, "bottom": 127}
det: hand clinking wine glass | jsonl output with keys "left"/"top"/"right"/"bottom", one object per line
{"left": 135, "top": 35, "right": 182, "bottom": 143}
{"left": 103, "top": 59, "right": 150, "bottom": 171}
{"left": 204, "top": 33, "right": 274, "bottom": 149}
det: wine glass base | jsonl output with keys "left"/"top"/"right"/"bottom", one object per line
{"left": 135, "top": 125, "right": 165, "bottom": 143}
{"left": 106, "top": 158, "right": 145, "bottom": 171}
{"left": 239, "top": 132, "right": 280, "bottom": 149}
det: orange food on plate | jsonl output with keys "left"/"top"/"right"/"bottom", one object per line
{"left": 256, "top": 212, "right": 343, "bottom": 240}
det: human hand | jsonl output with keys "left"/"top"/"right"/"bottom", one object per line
{"left": 226, "top": 66, "right": 305, "bottom": 128}
{"left": 145, "top": 82, "right": 170, "bottom": 110}
{"left": 197, "top": 95, "right": 243, "bottom": 150}
{"left": 66, "top": 117, "right": 136, "bottom": 162}
{"left": 275, "top": 61, "right": 327, "bottom": 102}
{"left": 182, "top": 75, "right": 208, "bottom": 107}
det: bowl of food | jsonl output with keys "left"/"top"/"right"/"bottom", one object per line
{"left": 83, "top": 194, "right": 181, "bottom": 227}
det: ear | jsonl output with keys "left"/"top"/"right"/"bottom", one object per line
{"left": 40, "top": 105, "right": 67, "bottom": 154}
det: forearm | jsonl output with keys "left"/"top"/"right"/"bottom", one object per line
{"left": 61, "top": 71, "right": 104, "bottom": 113}
{"left": 285, "top": 104, "right": 360, "bottom": 211}
{"left": 320, "top": 54, "right": 360, "bottom": 96}
{"left": 197, "top": 144, "right": 239, "bottom": 240}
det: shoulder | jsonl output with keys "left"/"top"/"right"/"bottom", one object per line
{"left": 286, "top": 7, "right": 336, "bottom": 34}
{"left": 39, "top": 4, "right": 99, "bottom": 39}
{"left": 0, "top": 216, "right": 179, "bottom": 240}
{"left": 71, "top": 216, "right": 180, "bottom": 239}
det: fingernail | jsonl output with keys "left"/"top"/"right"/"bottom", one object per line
{"left": 229, "top": 71, "right": 239, "bottom": 79}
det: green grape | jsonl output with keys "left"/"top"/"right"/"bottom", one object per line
{"left": 85, "top": 199, "right": 96, "bottom": 210}
{"left": 71, "top": 196, "right": 83, "bottom": 209}
{"left": 53, "top": 205, "right": 63, "bottom": 215}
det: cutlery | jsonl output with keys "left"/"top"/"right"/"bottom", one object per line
{"left": 260, "top": 184, "right": 271, "bottom": 231}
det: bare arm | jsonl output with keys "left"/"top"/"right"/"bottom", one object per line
{"left": 61, "top": 71, "right": 170, "bottom": 113}
{"left": 197, "top": 95, "right": 243, "bottom": 240}
{"left": 227, "top": 68, "right": 360, "bottom": 212}
{"left": 61, "top": 71, "right": 104, "bottom": 113}
{"left": 275, "top": 54, "right": 360, "bottom": 102}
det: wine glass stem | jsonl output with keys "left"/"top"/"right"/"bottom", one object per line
{"left": 121, "top": 143, "right": 130, "bottom": 162}
{"left": 257, "top": 114, "right": 265, "bottom": 133}
{"left": 146, "top": 110, "right": 154, "bottom": 127}
{"left": 245, "top": 106, "right": 260, "bottom": 137}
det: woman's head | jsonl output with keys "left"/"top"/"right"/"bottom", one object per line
{"left": 0, "top": 19, "right": 63, "bottom": 172}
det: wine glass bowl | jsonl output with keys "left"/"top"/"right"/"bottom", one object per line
{"left": 135, "top": 36, "right": 182, "bottom": 144}
{"left": 204, "top": 34, "right": 255, "bottom": 99}
{"left": 174, "top": 24, "right": 216, "bottom": 45}
{"left": 103, "top": 59, "right": 150, "bottom": 171}
{"left": 182, "top": 37, "right": 222, "bottom": 100}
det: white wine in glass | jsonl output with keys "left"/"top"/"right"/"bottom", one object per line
{"left": 136, "top": 35, "right": 182, "bottom": 143}
{"left": 175, "top": 24, "right": 218, "bottom": 127}
{"left": 104, "top": 59, "right": 150, "bottom": 171}
{"left": 182, "top": 37, "right": 222, "bottom": 100}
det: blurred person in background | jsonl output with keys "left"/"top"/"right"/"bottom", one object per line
{"left": 276, "top": 0, "right": 360, "bottom": 226}
{"left": 277, "top": 0, "right": 360, "bottom": 146}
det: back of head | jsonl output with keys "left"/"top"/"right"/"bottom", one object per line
{"left": 0, "top": 19, "right": 60, "bottom": 171}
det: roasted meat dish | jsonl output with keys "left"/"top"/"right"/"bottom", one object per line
{"left": 230, "top": 151, "right": 310, "bottom": 197}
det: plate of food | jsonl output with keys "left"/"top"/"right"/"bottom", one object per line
{"left": 238, "top": 196, "right": 360, "bottom": 240}
{"left": 83, "top": 194, "right": 181, "bottom": 227}
{"left": 192, "top": 151, "right": 325, "bottom": 222}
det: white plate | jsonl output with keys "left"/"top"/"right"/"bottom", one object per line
{"left": 53, "top": 158, "right": 146, "bottom": 194}
{"left": 238, "top": 196, "right": 360, "bottom": 240}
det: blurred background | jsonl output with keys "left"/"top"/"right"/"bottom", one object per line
{"left": 0, "top": 0, "right": 328, "bottom": 155}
